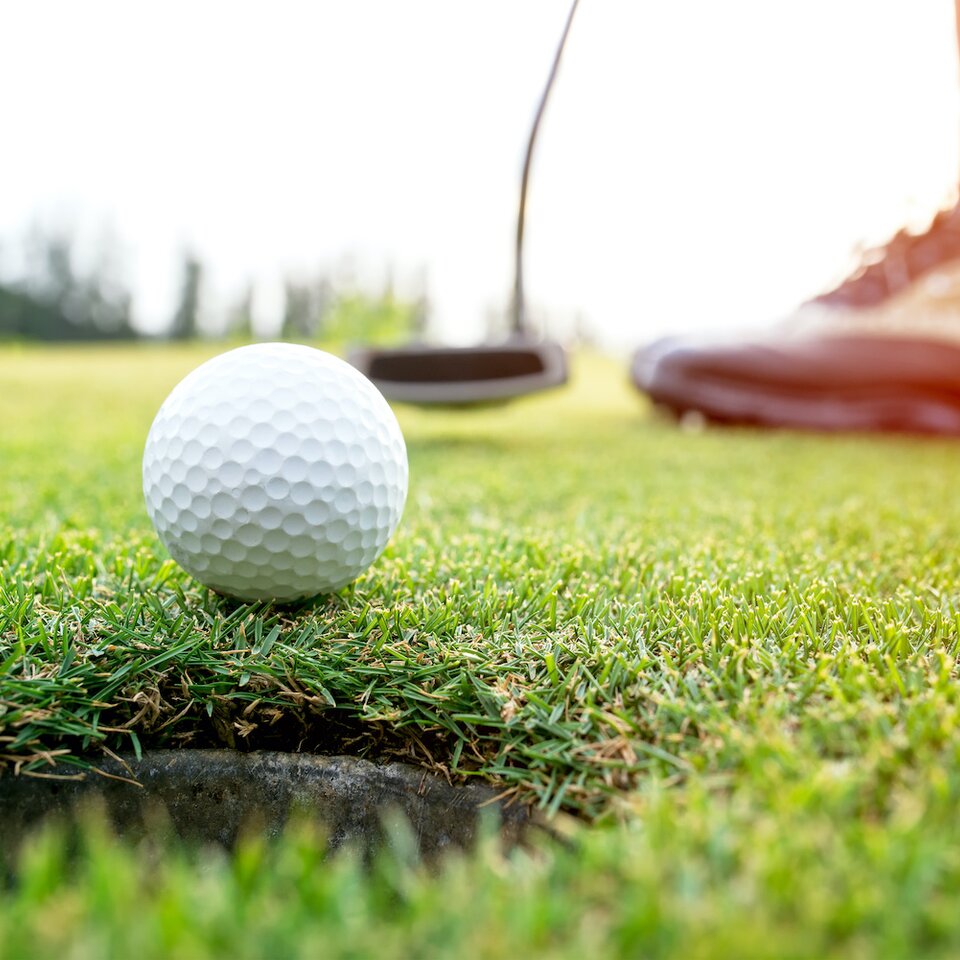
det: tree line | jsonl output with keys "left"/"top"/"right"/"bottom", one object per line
{"left": 0, "top": 232, "right": 425, "bottom": 345}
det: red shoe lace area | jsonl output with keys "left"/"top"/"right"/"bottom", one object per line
{"left": 813, "top": 203, "right": 960, "bottom": 308}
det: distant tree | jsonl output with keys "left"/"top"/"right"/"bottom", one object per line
{"left": 0, "top": 229, "right": 137, "bottom": 341}
{"left": 0, "top": 283, "right": 72, "bottom": 340}
{"left": 281, "top": 280, "right": 313, "bottom": 339}
{"left": 281, "top": 274, "right": 333, "bottom": 340}
{"left": 322, "top": 290, "right": 421, "bottom": 347}
{"left": 169, "top": 253, "right": 203, "bottom": 340}
{"left": 411, "top": 291, "right": 430, "bottom": 339}
{"left": 40, "top": 233, "right": 74, "bottom": 305}
{"left": 226, "top": 281, "right": 255, "bottom": 340}
{"left": 84, "top": 229, "right": 136, "bottom": 337}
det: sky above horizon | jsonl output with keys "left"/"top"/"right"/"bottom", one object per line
{"left": 3, "top": 1, "right": 960, "bottom": 348}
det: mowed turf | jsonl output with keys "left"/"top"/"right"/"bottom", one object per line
{"left": 4, "top": 343, "right": 960, "bottom": 956}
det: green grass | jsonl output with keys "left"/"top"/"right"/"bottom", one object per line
{"left": 3, "top": 343, "right": 960, "bottom": 955}
{"left": 5, "top": 782, "right": 960, "bottom": 960}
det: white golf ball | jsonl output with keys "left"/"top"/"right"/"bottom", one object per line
{"left": 142, "top": 343, "right": 408, "bottom": 601}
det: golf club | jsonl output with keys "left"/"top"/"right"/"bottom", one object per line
{"left": 349, "top": 0, "right": 580, "bottom": 405}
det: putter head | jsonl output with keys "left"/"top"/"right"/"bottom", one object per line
{"left": 348, "top": 339, "right": 568, "bottom": 406}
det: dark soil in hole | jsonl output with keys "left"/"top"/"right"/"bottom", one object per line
{"left": 0, "top": 750, "right": 542, "bottom": 865}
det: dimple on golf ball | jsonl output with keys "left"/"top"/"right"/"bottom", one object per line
{"left": 142, "top": 343, "right": 408, "bottom": 601}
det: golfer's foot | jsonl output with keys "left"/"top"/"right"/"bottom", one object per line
{"left": 632, "top": 201, "right": 960, "bottom": 435}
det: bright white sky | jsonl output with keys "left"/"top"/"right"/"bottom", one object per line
{"left": 2, "top": 1, "right": 960, "bottom": 347}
